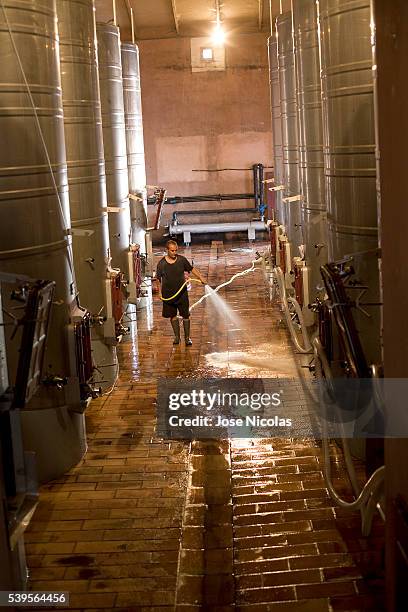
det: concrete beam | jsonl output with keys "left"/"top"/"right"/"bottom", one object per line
{"left": 259, "top": 0, "right": 263, "bottom": 30}
{"left": 170, "top": 0, "right": 179, "bottom": 34}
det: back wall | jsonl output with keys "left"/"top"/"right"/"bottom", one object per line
{"left": 138, "top": 32, "right": 273, "bottom": 241}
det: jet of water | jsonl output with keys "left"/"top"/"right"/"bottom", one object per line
{"left": 204, "top": 286, "right": 242, "bottom": 328}
{"left": 189, "top": 262, "right": 258, "bottom": 311}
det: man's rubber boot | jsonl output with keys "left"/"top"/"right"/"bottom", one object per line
{"left": 171, "top": 318, "right": 180, "bottom": 345}
{"left": 183, "top": 319, "right": 193, "bottom": 346}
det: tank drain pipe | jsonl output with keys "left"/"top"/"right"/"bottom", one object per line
{"left": 311, "top": 336, "right": 361, "bottom": 498}
{"left": 112, "top": 0, "right": 117, "bottom": 25}
{"left": 312, "top": 336, "right": 385, "bottom": 536}
{"left": 272, "top": 266, "right": 312, "bottom": 353}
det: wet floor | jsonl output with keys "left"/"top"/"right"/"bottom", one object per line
{"left": 25, "top": 240, "right": 384, "bottom": 610}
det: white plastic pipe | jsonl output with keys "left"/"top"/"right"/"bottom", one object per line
{"left": 273, "top": 266, "right": 312, "bottom": 353}
{"left": 169, "top": 221, "right": 266, "bottom": 234}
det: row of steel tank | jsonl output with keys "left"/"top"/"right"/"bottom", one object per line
{"left": 268, "top": 0, "right": 381, "bottom": 365}
{"left": 0, "top": 0, "right": 147, "bottom": 480}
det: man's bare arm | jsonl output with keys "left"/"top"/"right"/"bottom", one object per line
{"left": 191, "top": 267, "right": 206, "bottom": 285}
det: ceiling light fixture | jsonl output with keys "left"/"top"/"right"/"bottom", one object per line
{"left": 211, "top": 0, "right": 226, "bottom": 45}
{"left": 212, "top": 22, "right": 225, "bottom": 45}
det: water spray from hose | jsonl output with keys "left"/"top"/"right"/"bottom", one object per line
{"left": 190, "top": 261, "right": 258, "bottom": 311}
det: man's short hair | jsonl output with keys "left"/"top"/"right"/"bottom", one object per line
{"left": 166, "top": 239, "right": 178, "bottom": 249}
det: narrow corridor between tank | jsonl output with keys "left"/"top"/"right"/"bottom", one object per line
{"left": 25, "top": 241, "right": 384, "bottom": 611}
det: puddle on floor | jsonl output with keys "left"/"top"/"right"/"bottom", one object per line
{"left": 204, "top": 343, "right": 301, "bottom": 377}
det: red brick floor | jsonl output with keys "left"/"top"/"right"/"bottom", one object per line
{"left": 25, "top": 241, "right": 385, "bottom": 610}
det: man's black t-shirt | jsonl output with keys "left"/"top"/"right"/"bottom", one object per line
{"left": 156, "top": 255, "right": 193, "bottom": 299}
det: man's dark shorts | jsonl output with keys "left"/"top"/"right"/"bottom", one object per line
{"left": 162, "top": 291, "right": 190, "bottom": 319}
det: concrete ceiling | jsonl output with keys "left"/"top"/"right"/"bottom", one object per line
{"left": 95, "top": 0, "right": 292, "bottom": 41}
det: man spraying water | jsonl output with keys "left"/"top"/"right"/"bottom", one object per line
{"left": 156, "top": 240, "right": 206, "bottom": 346}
